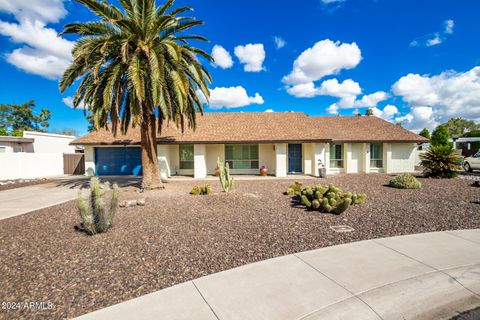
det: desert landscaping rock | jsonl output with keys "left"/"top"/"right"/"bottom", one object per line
{"left": 0, "top": 174, "right": 479, "bottom": 319}
{"left": 137, "top": 198, "right": 146, "bottom": 206}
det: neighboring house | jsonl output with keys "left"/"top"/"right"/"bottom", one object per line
{"left": 0, "top": 131, "right": 76, "bottom": 180}
{"left": 71, "top": 113, "right": 428, "bottom": 179}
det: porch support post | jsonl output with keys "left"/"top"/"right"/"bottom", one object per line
{"left": 157, "top": 144, "right": 171, "bottom": 181}
{"left": 313, "top": 143, "right": 325, "bottom": 177}
{"left": 344, "top": 143, "right": 352, "bottom": 173}
{"left": 194, "top": 144, "right": 207, "bottom": 179}
{"left": 324, "top": 143, "right": 330, "bottom": 174}
{"left": 275, "top": 143, "right": 287, "bottom": 177}
{"left": 383, "top": 143, "right": 393, "bottom": 174}
{"left": 363, "top": 143, "right": 370, "bottom": 173}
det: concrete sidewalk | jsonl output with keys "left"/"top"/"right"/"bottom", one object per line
{"left": 0, "top": 176, "right": 140, "bottom": 220}
{"left": 77, "top": 230, "right": 480, "bottom": 320}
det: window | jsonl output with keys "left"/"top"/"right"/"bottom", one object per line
{"left": 179, "top": 144, "right": 194, "bottom": 169}
{"left": 329, "top": 144, "right": 343, "bottom": 168}
{"left": 0, "top": 147, "right": 5, "bottom": 153}
{"left": 225, "top": 144, "right": 259, "bottom": 169}
{"left": 370, "top": 143, "right": 383, "bottom": 168}
{"left": 13, "top": 145, "right": 23, "bottom": 153}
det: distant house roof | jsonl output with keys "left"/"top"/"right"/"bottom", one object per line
{"left": 0, "top": 136, "right": 34, "bottom": 143}
{"left": 70, "top": 112, "right": 428, "bottom": 145}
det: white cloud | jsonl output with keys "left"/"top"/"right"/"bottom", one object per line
{"left": 283, "top": 39, "right": 362, "bottom": 85}
{"left": 0, "top": 0, "right": 66, "bottom": 23}
{"left": 0, "top": 0, "right": 74, "bottom": 79}
{"left": 273, "top": 36, "right": 286, "bottom": 49}
{"left": 444, "top": 19, "right": 455, "bottom": 34}
{"left": 410, "top": 19, "right": 454, "bottom": 47}
{"left": 264, "top": 109, "right": 274, "bottom": 112}
{"left": 211, "top": 45, "right": 233, "bottom": 69}
{"left": 287, "top": 78, "right": 361, "bottom": 99}
{"left": 371, "top": 104, "right": 399, "bottom": 120}
{"left": 395, "top": 106, "right": 436, "bottom": 132}
{"left": 234, "top": 43, "right": 266, "bottom": 72}
{"left": 392, "top": 66, "right": 480, "bottom": 130}
{"left": 321, "top": 0, "right": 346, "bottom": 3}
{"left": 354, "top": 91, "right": 389, "bottom": 108}
{"left": 197, "top": 86, "right": 264, "bottom": 109}
{"left": 62, "top": 96, "right": 85, "bottom": 110}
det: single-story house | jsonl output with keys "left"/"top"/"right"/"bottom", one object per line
{"left": 70, "top": 112, "right": 428, "bottom": 179}
{"left": 0, "top": 131, "right": 77, "bottom": 180}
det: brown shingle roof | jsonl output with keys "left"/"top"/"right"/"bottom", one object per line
{"left": 71, "top": 112, "right": 428, "bottom": 145}
{"left": 310, "top": 116, "right": 429, "bottom": 143}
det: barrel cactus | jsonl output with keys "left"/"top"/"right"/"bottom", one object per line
{"left": 190, "top": 184, "right": 212, "bottom": 195}
{"left": 286, "top": 182, "right": 366, "bottom": 215}
{"left": 389, "top": 174, "right": 422, "bottom": 189}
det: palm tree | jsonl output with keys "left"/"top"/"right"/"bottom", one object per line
{"left": 60, "top": 0, "right": 212, "bottom": 189}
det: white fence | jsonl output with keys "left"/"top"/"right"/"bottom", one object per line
{"left": 0, "top": 153, "right": 64, "bottom": 180}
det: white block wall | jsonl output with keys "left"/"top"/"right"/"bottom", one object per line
{"left": 194, "top": 144, "right": 207, "bottom": 178}
{"left": 0, "top": 153, "right": 64, "bottom": 180}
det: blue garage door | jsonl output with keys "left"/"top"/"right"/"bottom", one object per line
{"left": 95, "top": 147, "right": 142, "bottom": 176}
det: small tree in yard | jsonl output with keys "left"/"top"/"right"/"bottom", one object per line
{"left": 420, "top": 145, "right": 463, "bottom": 178}
{"left": 419, "top": 128, "right": 430, "bottom": 139}
{"left": 60, "top": 0, "right": 212, "bottom": 190}
{"left": 431, "top": 125, "right": 451, "bottom": 147}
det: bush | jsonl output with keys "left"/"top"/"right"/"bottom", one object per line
{"left": 77, "top": 178, "right": 119, "bottom": 235}
{"left": 287, "top": 182, "right": 366, "bottom": 215}
{"left": 389, "top": 174, "right": 421, "bottom": 189}
{"left": 420, "top": 145, "right": 463, "bottom": 178}
{"left": 190, "top": 184, "right": 212, "bottom": 195}
{"left": 431, "top": 125, "right": 451, "bottom": 147}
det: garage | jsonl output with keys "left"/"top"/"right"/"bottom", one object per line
{"left": 94, "top": 147, "right": 142, "bottom": 176}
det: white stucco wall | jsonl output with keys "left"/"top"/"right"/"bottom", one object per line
{"left": 194, "top": 144, "right": 207, "bottom": 178}
{"left": 206, "top": 144, "right": 224, "bottom": 175}
{"left": 84, "top": 146, "right": 95, "bottom": 176}
{"left": 302, "top": 143, "right": 313, "bottom": 175}
{"left": 389, "top": 143, "right": 417, "bottom": 173}
{"left": 275, "top": 143, "right": 287, "bottom": 177}
{"left": 346, "top": 143, "right": 363, "bottom": 173}
{"left": 312, "top": 143, "right": 326, "bottom": 177}
{"left": 259, "top": 144, "right": 276, "bottom": 175}
{"left": 23, "top": 131, "right": 76, "bottom": 153}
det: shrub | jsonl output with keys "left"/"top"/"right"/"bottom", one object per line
{"left": 420, "top": 145, "right": 463, "bottom": 178}
{"left": 77, "top": 178, "right": 119, "bottom": 235}
{"left": 287, "top": 182, "right": 366, "bottom": 215}
{"left": 389, "top": 174, "right": 421, "bottom": 189}
{"left": 190, "top": 184, "right": 212, "bottom": 195}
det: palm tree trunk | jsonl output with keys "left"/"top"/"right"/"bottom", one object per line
{"left": 140, "top": 108, "right": 163, "bottom": 190}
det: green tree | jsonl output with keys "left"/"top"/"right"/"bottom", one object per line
{"left": 395, "top": 122, "right": 403, "bottom": 128}
{"left": 59, "top": 0, "right": 212, "bottom": 189}
{"left": 419, "top": 128, "right": 430, "bottom": 139}
{"left": 365, "top": 108, "right": 374, "bottom": 116}
{"left": 442, "top": 118, "right": 479, "bottom": 138}
{"left": 431, "top": 125, "right": 451, "bottom": 147}
{"left": 0, "top": 100, "right": 51, "bottom": 135}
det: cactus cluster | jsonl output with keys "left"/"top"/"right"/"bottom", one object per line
{"left": 77, "top": 177, "right": 119, "bottom": 235}
{"left": 190, "top": 184, "right": 212, "bottom": 195}
{"left": 217, "top": 158, "right": 234, "bottom": 192}
{"left": 288, "top": 182, "right": 366, "bottom": 215}
{"left": 389, "top": 174, "right": 422, "bottom": 189}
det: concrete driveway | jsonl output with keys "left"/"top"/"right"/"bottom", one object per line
{"left": 0, "top": 176, "right": 141, "bottom": 220}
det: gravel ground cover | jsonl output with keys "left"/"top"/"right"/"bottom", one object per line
{"left": 0, "top": 178, "right": 51, "bottom": 191}
{"left": 0, "top": 174, "right": 479, "bottom": 319}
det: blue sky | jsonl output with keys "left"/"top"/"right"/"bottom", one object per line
{"left": 1, "top": 0, "right": 479, "bottom": 136}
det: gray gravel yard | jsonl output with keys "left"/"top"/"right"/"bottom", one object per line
{"left": 0, "top": 174, "right": 479, "bottom": 319}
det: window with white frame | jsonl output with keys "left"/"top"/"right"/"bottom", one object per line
{"left": 225, "top": 144, "right": 259, "bottom": 169}
{"left": 370, "top": 143, "right": 383, "bottom": 168}
{"left": 329, "top": 144, "right": 344, "bottom": 168}
{"left": 0, "top": 146, "right": 5, "bottom": 153}
{"left": 179, "top": 144, "right": 194, "bottom": 169}
{"left": 13, "top": 145, "right": 23, "bottom": 153}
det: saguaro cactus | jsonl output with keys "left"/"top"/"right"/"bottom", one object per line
{"left": 217, "top": 158, "right": 234, "bottom": 192}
